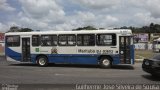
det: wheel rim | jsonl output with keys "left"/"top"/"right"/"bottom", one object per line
{"left": 102, "top": 59, "right": 110, "bottom": 66}
{"left": 39, "top": 58, "right": 46, "bottom": 66}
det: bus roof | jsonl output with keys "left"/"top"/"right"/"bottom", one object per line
{"left": 5, "top": 29, "right": 132, "bottom": 36}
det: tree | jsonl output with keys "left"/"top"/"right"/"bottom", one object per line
{"left": 7, "top": 26, "right": 33, "bottom": 32}
{"left": 120, "top": 26, "right": 128, "bottom": 29}
{"left": 114, "top": 23, "right": 160, "bottom": 34}
{"left": 99, "top": 28, "right": 105, "bottom": 30}
{"left": 20, "top": 28, "right": 33, "bottom": 32}
{"left": 73, "top": 26, "right": 97, "bottom": 30}
{"left": 8, "top": 26, "right": 20, "bottom": 32}
{"left": 154, "top": 24, "right": 160, "bottom": 33}
{"left": 149, "top": 23, "right": 154, "bottom": 41}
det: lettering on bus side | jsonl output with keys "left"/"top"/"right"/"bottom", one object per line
{"left": 78, "top": 49, "right": 95, "bottom": 54}
{"left": 102, "top": 50, "right": 113, "bottom": 54}
{"left": 78, "top": 49, "right": 113, "bottom": 54}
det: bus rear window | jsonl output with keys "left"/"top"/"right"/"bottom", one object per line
{"left": 6, "top": 35, "right": 20, "bottom": 47}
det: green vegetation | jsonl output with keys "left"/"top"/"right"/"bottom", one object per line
{"left": 115, "top": 23, "right": 160, "bottom": 33}
{"left": 73, "top": 23, "right": 160, "bottom": 34}
{"left": 135, "top": 50, "right": 154, "bottom": 59}
{"left": 0, "top": 53, "right": 4, "bottom": 56}
{"left": 73, "top": 26, "right": 97, "bottom": 31}
{"left": 7, "top": 26, "right": 33, "bottom": 32}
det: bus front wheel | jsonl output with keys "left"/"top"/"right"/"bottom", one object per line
{"left": 100, "top": 57, "right": 112, "bottom": 68}
{"left": 37, "top": 56, "right": 48, "bottom": 67}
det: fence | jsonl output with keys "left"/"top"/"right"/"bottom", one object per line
{"left": 134, "top": 43, "right": 153, "bottom": 50}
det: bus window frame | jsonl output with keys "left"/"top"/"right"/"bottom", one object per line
{"left": 77, "top": 34, "right": 95, "bottom": 46}
{"left": 6, "top": 35, "right": 20, "bottom": 47}
{"left": 58, "top": 34, "right": 76, "bottom": 46}
{"left": 32, "top": 35, "right": 40, "bottom": 47}
{"left": 96, "top": 34, "right": 116, "bottom": 46}
{"left": 41, "top": 35, "right": 57, "bottom": 46}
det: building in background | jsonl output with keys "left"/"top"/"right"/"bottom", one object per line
{"left": 133, "top": 33, "right": 149, "bottom": 43}
{"left": 133, "top": 33, "right": 160, "bottom": 50}
{"left": 0, "top": 33, "right": 4, "bottom": 54}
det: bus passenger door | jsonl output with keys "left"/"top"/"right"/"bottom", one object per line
{"left": 22, "top": 38, "right": 31, "bottom": 62}
{"left": 119, "top": 36, "right": 131, "bottom": 64}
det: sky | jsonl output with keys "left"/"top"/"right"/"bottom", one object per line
{"left": 1, "top": 0, "right": 160, "bottom": 32}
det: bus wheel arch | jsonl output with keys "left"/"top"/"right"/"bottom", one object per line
{"left": 36, "top": 55, "right": 48, "bottom": 67}
{"left": 98, "top": 56, "right": 112, "bottom": 68}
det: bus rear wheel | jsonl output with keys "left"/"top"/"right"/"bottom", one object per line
{"left": 37, "top": 56, "right": 48, "bottom": 67}
{"left": 100, "top": 57, "right": 112, "bottom": 68}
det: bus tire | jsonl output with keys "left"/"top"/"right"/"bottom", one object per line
{"left": 37, "top": 56, "right": 48, "bottom": 67}
{"left": 100, "top": 57, "right": 112, "bottom": 68}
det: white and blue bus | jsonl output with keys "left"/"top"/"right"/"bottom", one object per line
{"left": 5, "top": 29, "right": 134, "bottom": 68}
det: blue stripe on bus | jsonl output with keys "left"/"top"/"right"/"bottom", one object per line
{"left": 6, "top": 47, "right": 120, "bottom": 65}
{"left": 32, "top": 54, "right": 100, "bottom": 64}
{"left": 31, "top": 54, "right": 120, "bottom": 65}
{"left": 5, "top": 47, "right": 22, "bottom": 61}
{"left": 49, "top": 54, "right": 99, "bottom": 64}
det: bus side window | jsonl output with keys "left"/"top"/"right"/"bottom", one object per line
{"left": 58, "top": 35, "right": 76, "bottom": 46}
{"left": 58, "top": 35, "right": 67, "bottom": 46}
{"left": 77, "top": 35, "right": 83, "bottom": 46}
{"left": 97, "top": 34, "right": 116, "bottom": 46}
{"left": 41, "top": 35, "right": 52, "bottom": 46}
{"left": 67, "top": 35, "right": 76, "bottom": 46}
{"left": 52, "top": 35, "right": 57, "bottom": 46}
{"left": 6, "top": 35, "right": 20, "bottom": 47}
{"left": 77, "top": 34, "right": 95, "bottom": 46}
{"left": 32, "top": 35, "right": 40, "bottom": 46}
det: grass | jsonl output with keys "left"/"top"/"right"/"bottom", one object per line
{"left": 0, "top": 53, "right": 4, "bottom": 56}
{"left": 135, "top": 50, "right": 155, "bottom": 59}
